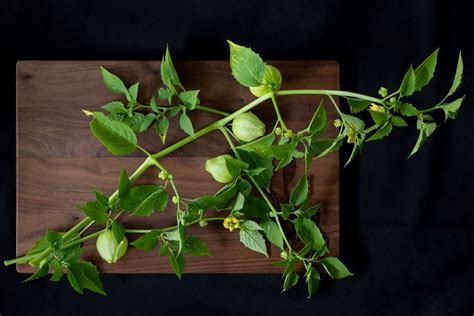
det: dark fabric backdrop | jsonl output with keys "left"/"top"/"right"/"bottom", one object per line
{"left": 1, "top": 0, "right": 473, "bottom": 315}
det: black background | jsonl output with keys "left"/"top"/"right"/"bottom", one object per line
{"left": 1, "top": 0, "right": 473, "bottom": 315}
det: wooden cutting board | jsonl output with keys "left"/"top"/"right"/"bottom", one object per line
{"left": 16, "top": 60, "right": 340, "bottom": 273}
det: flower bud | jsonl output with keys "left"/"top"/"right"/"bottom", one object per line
{"left": 280, "top": 251, "right": 288, "bottom": 259}
{"left": 378, "top": 87, "right": 388, "bottom": 98}
{"left": 158, "top": 170, "right": 168, "bottom": 180}
{"left": 223, "top": 216, "right": 241, "bottom": 232}
{"left": 275, "top": 127, "right": 282, "bottom": 135}
{"left": 333, "top": 119, "right": 342, "bottom": 128}
{"left": 172, "top": 196, "right": 179, "bottom": 204}
{"left": 369, "top": 103, "right": 385, "bottom": 113}
{"left": 199, "top": 219, "right": 208, "bottom": 227}
{"left": 249, "top": 65, "right": 282, "bottom": 97}
{"left": 205, "top": 154, "right": 235, "bottom": 183}
{"left": 96, "top": 230, "right": 128, "bottom": 264}
{"left": 389, "top": 96, "right": 397, "bottom": 104}
{"left": 232, "top": 112, "right": 266, "bottom": 142}
{"left": 347, "top": 128, "right": 356, "bottom": 144}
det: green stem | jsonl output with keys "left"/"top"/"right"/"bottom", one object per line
{"left": 195, "top": 105, "right": 230, "bottom": 116}
{"left": 276, "top": 89, "right": 382, "bottom": 103}
{"left": 270, "top": 93, "right": 288, "bottom": 131}
{"left": 219, "top": 128, "right": 293, "bottom": 252}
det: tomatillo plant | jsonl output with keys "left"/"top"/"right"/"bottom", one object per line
{"left": 4, "top": 41, "right": 465, "bottom": 298}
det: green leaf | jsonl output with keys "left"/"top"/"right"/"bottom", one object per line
{"left": 184, "top": 236, "right": 211, "bottom": 256}
{"left": 158, "top": 87, "right": 174, "bottom": 103}
{"left": 239, "top": 195, "right": 271, "bottom": 218}
{"left": 179, "top": 112, "right": 195, "bottom": 137}
{"left": 239, "top": 229, "right": 268, "bottom": 257}
{"left": 169, "top": 252, "right": 185, "bottom": 279}
{"left": 235, "top": 133, "right": 275, "bottom": 156}
{"left": 232, "top": 192, "right": 245, "bottom": 211}
{"left": 100, "top": 66, "right": 130, "bottom": 99}
{"left": 179, "top": 90, "right": 200, "bottom": 110}
{"left": 89, "top": 112, "right": 137, "bottom": 155}
{"left": 435, "top": 96, "right": 465, "bottom": 121}
{"left": 409, "top": 120, "right": 437, "bottom": 158}
{"left": 102, "top": 101, "right": 127, "bottom": 114}
{"left": 46, "top": 229, "right": 63, "bottom": 250}
{"left": 161, "top": 46, "right": 184, "bottom": 90}
{"left": 290, "top": 175, "right": 308, "bottom": 206}
{"left": 399, "top": 103, "right": 419, "bottom": 117}
{"left": 95, "top": 190, "right": 109, "bottom": 208}
{"left": 368, "top": 110, "right": 389, "bottom": 125}
{"left": 240, "top": 220, "right": 263, "bottom": 231}
{"left": 294, "top": 217, "right": 324, "bottom": 250}
{"left": 150, "top": 95, "right": 159, "bottom": 112}
{"left": 23, "top": 263, "right": 49, "bottom": 282}
{"left": 414, "top": 48, "right": 439, "bottom": 91}
{"left": 260, "top": 217, "right": 284, "bottom": 250}
{"left": 306, "top": 267, "right": 320, "bottom": 298}
{"left": 26, "top": 236, "right": 49, "bottom": 257}
{"left": 130, "top": 188, "right": 168, "bottom": 217}
{"left": 130, "top": 230, "right": 161, "bottom": 251}
{"left": 177, "top": 223, "right": 187, "bottom": 255}
{"left": 76, "top": 261, "right": 106, "bottom": 295}
{"left": 50, "top": 267, "right": 64, "bottom": 282}
{"left": 77, "top": 201, "right": 108, "bottom": 224}
{"left": 128, "top": 82, "right": 139, "bottom": 101}
{"left": 118, "top": 169, "right": 131, "bottom": 198}
{"left": 347, "top": 98, "right": 371, "bottom": 113}
{"left": 111, "top": 221, "right": 125, "bottom": 243}
{"left": 227, "top": 40, "right": 266, "bottom": 87}
{"left": 237, "top": 150, "right": 273, "bottom": 189}
{"left": 67, "top": 264, "right": 85, "bottom": 294}
{"left": 400, "top": 65, "right": 416, "bottom": 97}
{"left": 446, "top": 52, "right": 463, "bottom": 97}
{"left": 308, "top": 100, "right": 328, "bottom": 136}
{"left": 320, "top": 257, "right": 353, "bottom": 279}
{"left": 367, "top": 122, "right": 393, "bottom": 142}
{"left": 119, "top": 185, "right": 168, "bottom": 215}
{"left": 391, "top": 116, "right": 408, "bottom": 127}
{"left": 282, "top": 271, "right": 299, "bottom": 292}
{"left": 341, "top": 114, "right": 365, "bottom": 131}
{"left": 156, "top": 115, "right": 170, "bottom": 144}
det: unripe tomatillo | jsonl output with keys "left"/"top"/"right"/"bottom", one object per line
{"left": 205, "top": 154, "right": 235, "bottom": 184}
{"left": 250, "top": 65, "right": 283, "bottom": 97}
{"left": 96, "top": 230, "right": 128, "bottom": 264}
{"left": 232, "top": 112, "right": 266, "bottom": 142}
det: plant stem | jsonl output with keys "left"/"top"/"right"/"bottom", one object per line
{"left": 219, "top": 128, "right": 293, "bottom": 253}
{"left": 276, "top": 89, "right": 382, "bottom": 103}
{"left": 195, "top": 105, "right": 230, "bottom": 116}
{"left": 270, "top": 93, "right": 288, "bottom": 131}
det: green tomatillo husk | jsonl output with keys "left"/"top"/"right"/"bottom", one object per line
{"left": 96, "top": 230, "right": 128, "bottom": 264}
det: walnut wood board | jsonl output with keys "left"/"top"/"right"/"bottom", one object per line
{"left": 16, "top": 60, "right": 340, "bottom": 274}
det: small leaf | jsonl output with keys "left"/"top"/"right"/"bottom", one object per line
{"left": 308, "top": 100, "right": 328, "bottom": 136}
{"left": 232, "top": 192, "right": 245, "bottom": 211}
{"left": 130, "top": 188, "right": 169, "bottom": 217}
{"left": 67, "top": 264, "right": 85, "bottom": 294}
{"left": 399, "top": 103, "right": 419, "bottom": 117}
{"left": 76, "top": 261, "right": 106, "bottom": 295}
{"left": 50, "top": 267, "right": 64, "bottom": 282}
{"left": 367, "top": 122, "right": 393, "bottom": 142}
{"left": 400, "top": 65, "right": 416, "bottom": 97}
{"left": 260, "top": 217, "right": 284, "bottom": 250}
{"left": 111, "top": 221, "right": 125, "bottom": 243}
{"left": 102, "top": 101, "right": 127, "bottom": 114}
{"left": 161, "top": 46, "right": 184, "bottom": 90}
{"left": 118, "top": 169, "right": 131, "bottom": 198}
{"left": 446, "top": 51, "right": 463, "bottom": 97}
{"left": 95, "top": 190, "right": 109, "bottom": 208}
{"left": 294, "top": 217, "right": 325, "bottom": 250}
{"left": 128, "top": 82, "right": 139, "bottom": 101}
{"left": 119, "top": 185, "right": 168, "bottom": 214}
{"left": 130, "top": 230, "right": 161, "bottom": 251}
{"left": 77, "top": 201, "right": 108, "bottom": 224}
{"left": 240, "top": 220, "right": 263, "bottom": 231}
{"left": 46, "top": 229, "right": 63, "bottom": 250}
{"left": 368, "top": 110, "right": 389, "bottom": 125}
{"left": 414, "top": 48, "right": 439, "bottom": 91}
{"left": 319, "top": 257, "right": 353, "bottom": 279}
{"left": 155, "top": 115, "right": 170, "bottom": 144}
{"left": 177, "top": 223, "right": 187, "bottom": 255}
{"left": 341, "top": 114, "right": 365, "bottom": 131}
{"left": 184, "top": 236, "right": 211, "bottom": 256}
{"left": 435, "top": 96, "right": 465, "bottom": 121}
{"left": 347, "top": 98, "right": 371, "bottom": 113}
{"left": 282, "top": 271, "right": 299, "bottom": 292}
{"left": 100, "top": 66, "right": 130, "bottom": 99}
{"left": 290, "top": 175, "right": 308, "bottom": 206}
{"left": 178, "top": 90, "right": 200, "bottom": 110}
{"left": 23, "top": 263, "right": 49, "bottom": 282}
{"left": 158, "top": 87, "right": 174, "bottom": 103}
{"left": 89, "top": 112, "right": 137, "bottom": 155}
{"left": 169, "top": 252, "right": 185, "bottom": 279}
{"left": 306, "top": 267, "right": 320, "bottom": 298}
{"left": 391, "top": 116, "right": 408, "bottom": 127}
{"left": 179, "top": 112, "right": 195, "bottom": 137}
{"left": 227, "top": 40, "right": 266, "bottom": 87}
{"left": 239, "top": 229, "right": 268, "bottom": 257}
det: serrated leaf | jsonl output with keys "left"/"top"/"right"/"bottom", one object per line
{"left": 179, "top": 90, "right": 200, "bottom": 110}
{"left": 235, "top": 133, "right": 275, "bottom": 156}
{"left": 95, "top": 190, "right": 109, "bottom": 208}
{"left": 260, "top": 217, "right": 284, "bottom": 250}
{"left": 435, "top": 96, "right": 465, "bottom": 121}
{"left": 89, "top": 112, "right": 137, "bottom": 155}
{"left": 102, "top": 101, "right": 127, "bottom": 114}
{"left": 131, "top": 188, "right": 169, "bottom": 217}
{"left": 391, "top": 116, "right": 408, "bottom": 127}
{"left": 347, "top": 98, "right": 371, "bottom": 113}
{"left": 161, "top": 46, "right": 184, "bottom": 90}
{"left": 77, "top": 201, "right": 108, "bottom": 224}
{"left": 100, "top": 66, "right": 130, "bottom": 99}
{"left": 184, "top": 236, "right": 211, "bottom": 256}
{"left": 399, "top": 103, "right": 419, "bottom": 117}
{"left": 119, "top": 185, "right": 168, "bottom": 215}
{"left": 228, "top": 40, "right": 266, "bottom": 87}
{"left": 67, "top": 264, "right": 85, "bottom": 294}
{"left": 239, "top": 229, "right": 268, "bottom": 256}
{"left": 290, "top": 175, "right": 308, "bottom": 206}
{"left": 130, "top": 230, "right": 161, "bottom": 251}
{"left": 341, "top": 114, "right": 365, "bottom": 131}
{"left": 169, "top": 252, "right": 185, "bottom": 279}
{"left": 128, "top": 82, "right": 139, "bottom": 101}
{"left": 179, "top": 112, "right": 195, "bottom": 137}
{"left": 294, "top": 217, "right": 324, "bottom": 250}
{"left": 308, "top": 100, "right": 328, "bottom": 136}
{"left": 320, "top": 257, "right": 353, "bottom": 279}
{"left": 400, "top": 65, "right": 416, "bottom": 97}
{"left": 237, "top": 150, "right": 274, "bottom": 189}
{"left": 76, "top": 261, "right": 106, "bottom": 295}
{"left": 367, "top": 122, "right": 393, "bottom": 142}
{"left": 414, "top": 48, "right": 438, "bottom": 91}
{"left": 446, "top": 52, "right": 463, "bottom": 97}
{"left": 240, "top": 220, "right": 263, "bottom": 231}
{"left": 368, "top": 110, "right": 390, "bottom": 125}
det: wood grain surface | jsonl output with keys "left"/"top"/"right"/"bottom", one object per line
{"left": 16, "top": 60, "right": 339, "bottom": 273}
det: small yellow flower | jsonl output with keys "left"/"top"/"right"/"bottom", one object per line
{"left": 223, "top": 216, "right": 241, "bottom": 232}
{"left": 369, "top": 103, "right": 385, "bottom": 113}
{"left": 333, "top": 119, "right": 342, "bottom": 128}
{"left": 347, "top": 128, "right": 356, "bottom": 144}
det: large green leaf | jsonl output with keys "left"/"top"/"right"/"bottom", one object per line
{"left": 228, "top": 40, "right": 266, "bottom": 87}
{"left": 414, "top": 48, "right": 438, "bottom": 91}
{"left": 76, "top": 261, "right": 106, "bottom": 295}
{"left": 294, "top": 217, "right": 325, "bottom": 250}
{"left": 100, "top": 66, "right": 130, "bottom": 98}
{"left": 289, "top": 175, "right": 308, "bottom": 206}
{"left": 239, "top": 228, "right": 268, "bottom": 256}
{"left": 400, "top": 65, "right": 416, "bottom": 97}
{"left": 89, "top": 112, "right": 137, "bottom": 155}
{"left": 260, "top": 217, "right": 284, "bottom": 250}
{"left": 130, "top": 230, "right": 161, "bottom": 251}
{"left": 319, "top": 257, "right": 353, "bottom": 279}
